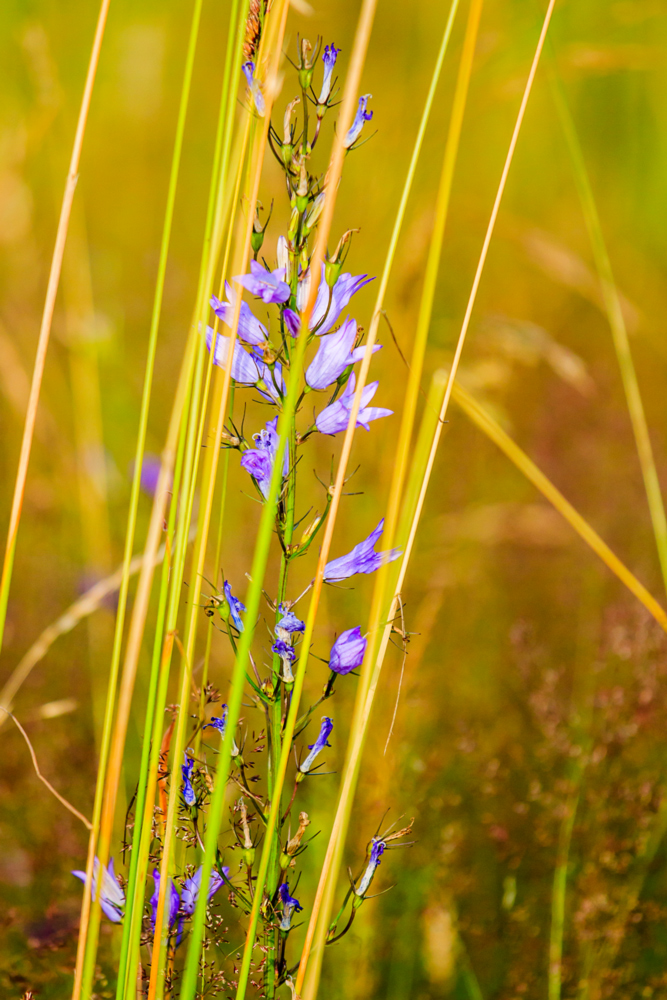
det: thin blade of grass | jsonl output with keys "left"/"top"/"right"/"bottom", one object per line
{"left": 0, "top": 0, "right": 111, "bottom": 655}
{"left": 451, "top": 381, "right": 667, "bottom": 631}
{"left": 548, "top": 59, "right": 667, "bottom": 599}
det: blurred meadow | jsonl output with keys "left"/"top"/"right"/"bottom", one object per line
{"left": 3, "top": 0, "right": 667, "bottom": 997}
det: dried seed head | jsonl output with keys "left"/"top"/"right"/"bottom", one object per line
{"left": 286, "top": 811, "right": 311, "bottom": 855}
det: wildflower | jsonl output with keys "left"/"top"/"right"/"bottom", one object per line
{"left": 234, "top": 260, "right": 290, "bottom": 305}
{"left": 240, "top": 416, "right": 289, "bottom": 499}
{"left": 205, "top": 327, "right": 264, "bottom": 385}
{"left": 150, "top": 869, "right": 181, "bottom": 931}
{"left": 283, "top": 307, "right": 301, "bottom": 338}
{"left": 279, "top": 881, "right": 303, "bottom": 931}
{"left": 329, "top": 626, "right": 367, "bottom": 675}
{"left": 204, "top": 705, "right": 228, "bottom": 736}
{"left": 272, "top": 638, "right": 297, "bottom": 682}
{"left": 318, "top": 44, "right": 340, "bottom": 105}
{"left": 355, "top": 838, "right": 385, "bottom": 897}
{"left": 276, "top": 609, "right": 305, "bottom": 637}
{"left": 182, "top": 753, "right": 196, "bottom": 807}
{"left": 323, "top": 519, "right": 400, "bottom": 582}
{"left": 306, "top": 318, "right": 379, "bottom": 391}
{"left": 224, "top": 580, "right": 246, "bottom": 632}
{"left": 344, "top": 94, "right": 373, "bottom": 149}
{"left": 299, "top": 716, "right": 333, "bottom": 774}
{"left": 242, "top": 61, "right": 265, "bottom": 116}
{"left": 296, "top": 264, "right": 373, "bottom": 335}
{"left": 179, "top": 865, "right": 227, "bottom": 918}
{"left": 72, "top": 857, "right": 125, "bottom": 924}
{"left": 315, "top": 373, "right": 393, "bottom": 435}
{"left": 210, "top": 287, "right": 267, "bottom": 346}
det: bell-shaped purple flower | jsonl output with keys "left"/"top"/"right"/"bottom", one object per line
{"left": 330, "top": 626, "right": 367, "bottom": 675}
{"left": 279, "top": 881, "right": 303, "bottom": 931}
{"left": 180, "top": 865, "right": 227, "bottom": 918}
{"left": 234, "top": 260, "right": 290, "bottom": 305}
{"left": 182, "top": 753, "right": 196, "bottom": 807}
{"left": 272, "top": 638, "right": 296, "bottom": 663}
{"left": 224, "top": 580, "right": 245, "bottom": 632}
{"left": 210, "top": 287, "right": 267, "bottom": 346}
{"left": 205, "top": 327, "right": 264, "bottom": 385}
{"left": 72, "top": 857, "right": 125, "bottom": 924}
{"left": 283, "top": 307, "right": 301, "bottom": 338}
{"left": 355, "top": 838, "right": 385, "bottom": 897}
{"left": 318, "top": 44, "right": 340, "bottom": 105}
{"left": 299, "top": 716, "right": 333, "bottom": 774}
{"left": 240, "top": 416, "right": 289, "bottom": 499}
{"left": 344, "top": 94, "right": 373, "bottom": 149}
{"left": 150, "top": 869, "right": 181, "bottom": 930}
{"left": 323, "top": 519, "right": 400, "bottom": 582}
{"left": 306, "top": 318, "right": 380, "bottom": 391}
{"left": 316, "top": 373, "right": 393, "bottom": 435}
{"left": 296, "top": 265, "right": 373, "bottom": 336}
{"left": 242, "top": 61, "right": 265, "bottom": 116}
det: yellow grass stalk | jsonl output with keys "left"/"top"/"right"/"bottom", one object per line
{"left": 451, "top": 381, "right": 667, "bottom": 631}
{"left": 0, "top": 0, "right": 111, "bottom": 653}
{"left": 548, "top": 65, "right": 667, "bottom": 600}
{"left": 297, "top": 3, "right": 557, "bottom": 994}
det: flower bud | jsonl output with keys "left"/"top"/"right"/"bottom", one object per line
{"left": 303, "top": 191, "right": 325, "bottom": 234}
{"left": 297, "top": 38, "right": 315, "bottom": 90}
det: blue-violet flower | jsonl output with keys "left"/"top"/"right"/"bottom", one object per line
{"left": 240, "top": 416, "right": 289, "bottom": 499}
{"left": 279, "top": 881, "right": 303, "bottom": 931}
{"left": 306, "top": 318, "right": 379, "bottom": 391}
{"left": 296, "top": 265, "right": 373, "bottom": 336}
{"left": 210, "top": 287, "right": 267, "bottom": 346}
{"left": 318, "top": 44, "right": 340, "bottom": 105}
{"left": 182, "top": 753, "right": 196, "bottom": 807}
{"left": 150, "top": 869, "right": 181, "bottom": 930}
{"left": 224, "top": 580, "right": 246, "bottom": 632}
{"left": 234, "top": 260, "right": 290, "bottom": 305}
{"left": 355, "top": 838, "right": 385, "bottom": 897}
{"left": 324, "top": 518, "right": 400, "bottom": 582}
{"left": 344, "top": 94, "right": 373, "bottom": 149}
{"left": 299, "top": 716, "right": 333, "bottom": 774}
{"left": 242, "top": 61, "right": 265, "bottom": 116}
{"left": 316, "top": 373, "right": 393, "bottom": 435}
{"left": 329, "top": 626, "right": 367, "bottom": 675}
{"left": 72, "top": 857, "right": 125, "bottom": 924}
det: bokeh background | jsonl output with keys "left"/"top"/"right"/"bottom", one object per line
{"left": 3, "top": 0, "right": 667, "bottom": 997}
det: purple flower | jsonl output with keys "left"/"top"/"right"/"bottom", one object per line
{"left": 210, "top": 287, "right": 267, "bottom": 346}
{"left": 279, "top": 881, "right": 303, "bottom": 930}
{"left": 283, "top": 307, "right": 301, "bottom": 338}
{"left": 182, "top": 753, "right": 196, "bottom": 807}
{"left": 234, "top": 260, "right": 290, "bottom": 305}
{"left": 150, "top": 869, "right": 181, "bottom": 931}
{"left": 276, "top": 610, "right": 305, "bottom": 634}
{"left": 205, "top": 327, "right": 264, "bottom": 384}
{"left": 296, "top": 265, "right": 373, "bottom": 336}
{"left": 330, "top": 626, "right": 367, "bottom": 675}
{"left": 242, "top": 61, "right": 265, "bottom": 116}
{"left": 299, "top": 716, "right": 333, "bottom": 774}
{"left": 180, "top": 865, "right": 227, "bottom": 918}
{"left": 204, "top": 705, "right": 228, "bottom": 736}
{"left": 72, "top": 857, "right": 125, "bottom": 924}
{"left": 344, "top": 94, "right": 373, "bottom": 149}
{"left": 306, "top": 318, "right": 380, "bottom": 391}
{"left": 355, "top": 838, "right": 385, "bottom": 897}
{"left": 318, "top": 44, "right": 340, "bottom": 105}
{"left": 272, "top": 638, "right": 296, "bottom": 662}
{"left": 323, "top": 519, "right": 400, "bottom": 583}
{"left": 316, "top": 373, "right": 393, "bottom": 435}
{"left": 241, "top": 416, "right": 289, "bottom": 499}
{"left": 224, "top": 580, "right": 245, "bottom": 632}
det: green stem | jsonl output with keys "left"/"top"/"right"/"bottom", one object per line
{"left": 548, "top": 780, "right": 582, "bottom": 1000}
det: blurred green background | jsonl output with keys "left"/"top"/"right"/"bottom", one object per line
{"left": 3, "top": 0, "right": 667, "bottom": 996}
